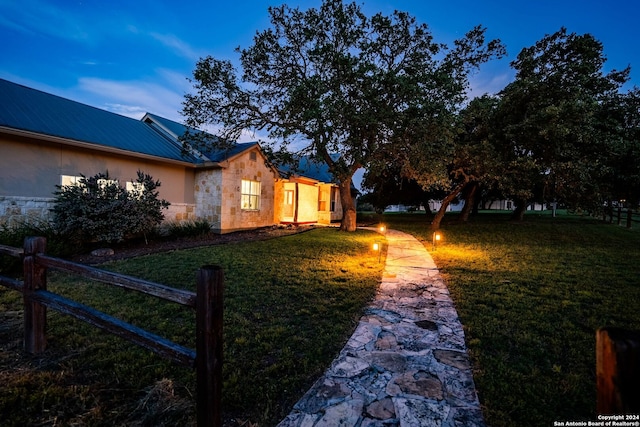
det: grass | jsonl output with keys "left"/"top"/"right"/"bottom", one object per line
{"left": 384, "top": 211, "right": 640, "bottom": 427}
{"left": 4, "top": 212, "right": 639, "bottom": 426}
{"left": 0, "top": 228, "right": 385, "bottom": 426}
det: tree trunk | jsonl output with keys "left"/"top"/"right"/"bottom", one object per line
{"left": 511, "top": 198, "right": 527, "bottom": 221}
{"left": 431, "top": 181, "right": 466, "bottom": 231}
{"left": 421, "top": 196, "right": 433, "bottom": 215}
{"left": 460, "top": 182, "right": 478, "bottom": 222}
{"left": 338, "top": 179, "right": 357, "bottom": 232}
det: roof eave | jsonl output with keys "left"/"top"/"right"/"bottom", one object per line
{"left": 288, "top": 174, "right": 321, "bottom": 185}
{"left": 0, "top": 126, "right": 197, "bottom": 168}
{"left": 194, "top": 160, "right": 226, "bottom": 170}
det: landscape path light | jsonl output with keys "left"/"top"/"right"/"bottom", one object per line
{"left": 432, "top": 230, "right": 442, "bottom": 251}
{"left": 372, "top": 240, "right": 382, "bottom": 263}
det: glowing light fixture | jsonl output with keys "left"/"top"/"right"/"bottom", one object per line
{"left": 379, "top": 225, "right": 386, "bottom": 234}
{"left": 372, "top": 240, "right": 383, "bottom": 263}
{"left": 432, "top": 231, "right": 442, "bottom": 251}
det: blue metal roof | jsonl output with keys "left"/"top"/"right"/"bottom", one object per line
{"left": 143, "top": 112, "right": 193, "bottom": 140}
{"left": 278, "top": 155, "right": 339, "bottom": 184}
{"left": 0, "top": 78, "right": 339, "bottom": 181}
{"left": 0, "top": 78, "right": 198, "bottom": 163}
{"left": 143, "top": 113, "right": 259, "bottom": 163}
{"left": 296, "top": 156, "right": 336, "bottom": 183}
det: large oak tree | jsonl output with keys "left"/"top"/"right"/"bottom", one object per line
{"left": 496, "top": 28, "right": 630, "bottom": 219}
{"left": 181, "top": 0, "right": 504, "bottom": 231}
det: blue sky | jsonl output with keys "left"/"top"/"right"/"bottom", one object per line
{"left": 1, "top": 0, "right": 638, "bottom": 128}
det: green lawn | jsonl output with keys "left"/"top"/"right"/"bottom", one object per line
{"left": 2, "top": 213, "right": 639, "bottom": 426}
{"left": 384, "top": 211, "right": 640, "bottom": 427}
{"left": 0, "top": 228, "right": 384, "bottom": 426}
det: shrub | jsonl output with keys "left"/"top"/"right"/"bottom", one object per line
{"left": 159, "top": 219, "right": 213, "bottom": 239}
{"left": 0, "top": 220, "right": 73, "bottom": 275}
{"left": 51, "top": 171, "right": 169, "bottom": 245}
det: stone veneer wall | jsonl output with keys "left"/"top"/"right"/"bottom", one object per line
{"left": 165, "top": 203, "right": 196, "bottom": 223}
{"left": 0, "top": 196, "right": 54, "bottom": 227}
{"left": 193, "top": 168, "right": 224, "bottom": 230}
{"left": 0, "top": 195, "right": 195, "bottom": 228}
{"left": 221, "top": 156, "right": 276, "bottom": 232}
{"left": 193, "top": 149, "right": 278, "bottom": 233}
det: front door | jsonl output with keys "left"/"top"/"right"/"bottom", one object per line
{"left": 284, "top": 189, "right": 294, "bottom": 217}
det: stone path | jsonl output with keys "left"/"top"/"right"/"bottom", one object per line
{"left": 277, "top": 228, "right": 485, "bottom": 427}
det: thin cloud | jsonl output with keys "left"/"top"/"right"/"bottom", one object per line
{"left": 103, "top": 103, "right": 148, "bottom": 120}
{"left": 156, "top": 68, "right": 192, "bottom": 92}
{"left": 150, "top": 32, "right": 205, "bottom": 61}
{"left": 77, "top": 77, "right": 185, "bottom": 121}
{"left": 0, "top": 0, "right": 90, "bottom": 42}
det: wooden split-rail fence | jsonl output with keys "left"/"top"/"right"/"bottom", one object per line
{"left": 0, "top": 236, "right": 223, "bottom": 427}
{"left": 602, "top": 207, "right": 639, "bottom": 228}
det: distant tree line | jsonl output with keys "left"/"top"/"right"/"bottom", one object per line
{"left": 181, "top": 0, "right": 640, "bottom": 231}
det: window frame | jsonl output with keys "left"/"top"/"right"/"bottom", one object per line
{"left": 241, "top": 179, "right": 261, "bottom": 210}
{"left": 318, "top": 187, "right": 329, "bottom": 212}
{"left": 60, "top": 175, "right": 83, "bottom": 187}
{"left": 126, "top": 181, "right": 145, "bottom": 198}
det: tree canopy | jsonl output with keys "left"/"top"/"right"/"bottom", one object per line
{"left": 365, "top": 27, "right": 639, "bottom": 225}
{"left": 184, "top": 2, "right": 640, "bottom": 228}
{"left": 495, "top": 28, "right": 632, "bottom": 218}
{"left": 182, "top": 0, "right": 505, "bottom": 231}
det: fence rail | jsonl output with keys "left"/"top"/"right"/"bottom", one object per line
{"left": 0, "top": 236, "right": 222, "bottom": 427}
{"left": 602, "top": 207, "right": 639, "bottom": 228}
{"left": 0, "top": 243, "right": 24, "bottom": 257}
{"left": 36, "top": 253, "right": 197, "bottom": 307}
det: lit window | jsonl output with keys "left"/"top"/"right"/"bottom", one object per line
{"left": 97, "top": 178, "right": 118, "bottom": 189}
{"left": 318, "top": 188, "right": 329, "bottom": 211}
{"left": 241, "top": 180, "right": 261, "bottom": 210}
{"left": 61, "top": 175, "right": 83, "bottom": 187}
{"left": 61, "top": 175, "right": 118, "bottom": 189}
{"left": 126, "top": 181, "right": 145, "bottom": 198}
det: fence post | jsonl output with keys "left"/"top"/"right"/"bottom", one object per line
{"left": 23, "top": 236, "right": 47, "bottom": 354}
{"left": 596, "top": 327, "right": 640, "bottom": 414}
{"left": 196, "top": 265, "right": 224, "bottom": 427}
{"left": 627, "top": 209, "right": 633, "bottom": 229}
{"left": 609, "top": 204, "right": 614, "bottom": 223}
{"left": 617, "top": 207, "right": 622, "bottom": 225}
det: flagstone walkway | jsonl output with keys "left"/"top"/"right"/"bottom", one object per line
{"left": 277, "top": 228, "right": 485, "bottom": 427}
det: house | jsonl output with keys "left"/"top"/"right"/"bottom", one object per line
{"left": 277, "top": 156, "right": 343, "bottom": 225}
{"left": 0, "top": 78, "right": 343, "bottom": 233}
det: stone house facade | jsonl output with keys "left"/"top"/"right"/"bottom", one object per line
{"left": 0, "top": 78, "right": 344, "bottom": 233}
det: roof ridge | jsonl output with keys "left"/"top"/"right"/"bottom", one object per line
{"left": 0, "top": 78, "right": 198, "bottom": 163}
{"left": 0, "top": 78, "right": 143, "bottom": 125}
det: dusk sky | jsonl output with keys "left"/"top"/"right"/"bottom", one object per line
{"left": 1, "top": 0, "right": 638, "bottom": 134}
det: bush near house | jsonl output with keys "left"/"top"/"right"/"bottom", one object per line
{"left": 51, "top": 171, "right": 169, "bottom": 245}
{"left": 0, "top": 220, "right": 73, "bottom": 275}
